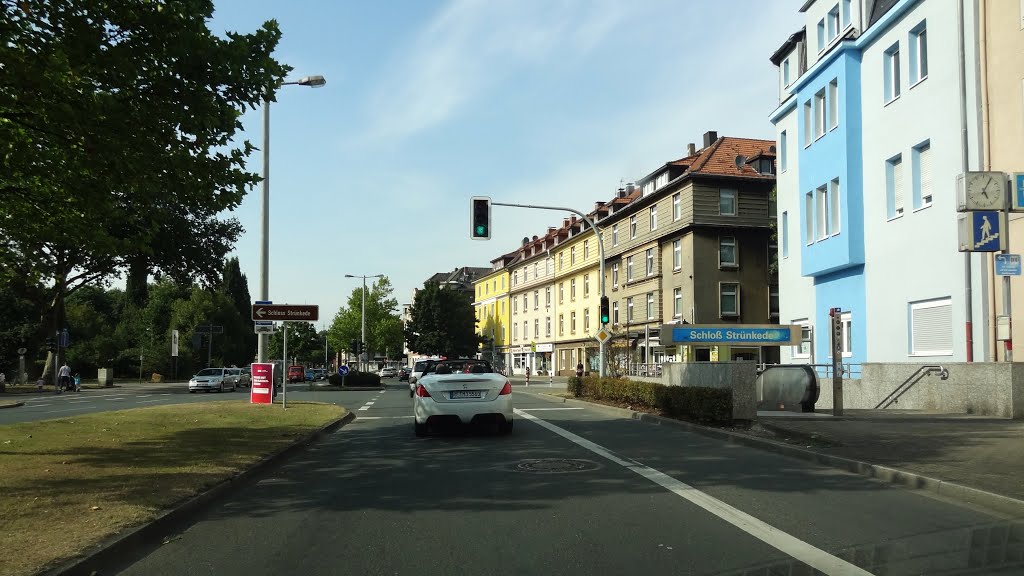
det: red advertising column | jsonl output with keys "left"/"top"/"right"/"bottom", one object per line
{"left": 250, "top": 363, "right": 273, "bottom": 404}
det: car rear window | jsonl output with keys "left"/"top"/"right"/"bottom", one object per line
{"left": 196, "top": 368, "right": 223, "bottom": 376}
{"left": 427, "top": 361, "right": 493, "bottom": 374}
{"left": 414, "top": 361, "right": 432, "bottom": 372}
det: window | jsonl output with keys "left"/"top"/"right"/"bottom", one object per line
{"left": 546, "top": 317, "right": 551, "bottom": 337}
{"left": 583, "top": 239, "right": 589, "bottom": 259}
{"left": 828, "top": 79, "right": 838, "bottom": 130}
{"left": 805, "top": 192, "right": 814, "bottom": 244}
{"left": 719, "top": 236, "right": 737, "bottom": 267}
{"left": 643, "top": 181, "right": 655, "bottom": 196}
{"left": 647, "top": 293, "right": 655, "bottom": 320}
{"left": 803, "top": 101, "right": 812, "bottom": 146}
{"left": 545, "top": 287, "right": 551, "bottom": 307}
{"left": 626, "top": 297, "right": 634, "bottom": 321}
{"left": 782, "top": 211, "right": 790, "bottom": 258}
{"left": 513, "top": 323, "right": 519, "bottom": 342}
{"left": 559, "top": 314, "right": 564, "bottom": 336}
{"left": 841, "top": 312, "right": 852, "bottom": 357}
{"left": 524, "top": 268, "right": 528, "bottom": 281}
{"left": 584, "top": 308, "right": 590, "bottom": 331}
{"left": 673, "top": 193, "right": 681, "bottom": 220}
{"left": 570, "top": 311, "right": 576, "bottom": 333}
{"left": 884, "top": 43, "right": 901, "bottom": 103}
{"left": 719, "top": 189, "right": 737, "bottom": 216}
{"left": 769, "top": 286, "right": 780, "bottom": 319}
{"left": 673, "top": 288, "right": 682, "bottom": 318}
{"left": 570, "top": 279, "right": 576, "bottom": 300}
{"left": 828, "top": 5, "right": 839, "bottom": 41}
{"left": 534, "top": 319, "right": 539, "bottom": 340}
{"left": 887, "top": 154, "right": 905, "bottom": 219}
{"left": 673, "top": 239, "right": 682, "bottom": 270}
{"left": 793, "top": 320, "right": 812, "bottom": 358}
{"left": 910, "top": 298, "right": 952, "bottom": 355}
{"left": 913, "top": 141, "right": 932, "bottom": 208}
{"left": 546, "top": 258, "right": 551, "bottom": 275}
{"left": 559, "top": 252, "right": 564, "bottom": 270}
{"left": 814, "top": 89, "right": 825, "bottom": 139}
{"left": 612, "top": 301, "right": 619, "bottom": 325}
{"left": 584, "top": 273, "right": 590, "bottom": 297}
{"left": 612, "top": 263, "right": 619, "bottom": 288}
{"left": 513, "top": 296, "right": 518, "bottom": 314}
{"left": 612, "top": 224, "right": 618, "bottom": 246}
{"left": 650, "top": 206, "right": 658, "bottom": 231}
{"left": 842, "top": 0, "right": 851, "bottom": 27}
{"left": 534, "top": 290, "right": 539, "bottom": 310}
{"left": 827, "top": 179, "right": 840, "bottom": 235}
{"left": 523, "top": 294, "right": 528, "bottom": 310}
{"left": 783, "top": 58, "right": 790, "bottom": 87}
{"left": 646, "top": 248, "right": 655, "bottom": 276}
{"left": 524, "top": 321, "right": 529, "bottom": 340}
{"left": 817, "top": 184, "right": 829, "bottom": 239}
{"left": 513, "top": 271, "right": 518, "bottom": 286}
{"left": 570, "top": 246, "right": 576, "bottom": 265}
{"left": 817, "top": 19, "right": 826, "bottom": 52}
{"left": 909, "top": 22, "right": 928, "bottom": 85}
{"left": 559, "top": 282, "right": 564, "bottom": 304}
{"left": 720, "top": 283, "right": 740, "bottom": 317}
{"left": 626, "top": 256, "right": 634, "bottom": 281}
{"left": 780, "top": 131, "right": 788, "bottom": 171}
{"left": 630, "top": 216, "right": 637, "bottom": 239}
{"left": 759, "top": 158, "right": 774, "bottom": 175}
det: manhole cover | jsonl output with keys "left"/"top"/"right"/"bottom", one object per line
{"left": 512, "top": 458, "right": 601, "bottom": 474}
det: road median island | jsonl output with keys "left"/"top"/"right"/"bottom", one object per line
{"left": 0, "top": 400, "right": 347, "bottom": 576}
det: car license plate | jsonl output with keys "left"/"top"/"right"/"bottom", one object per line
{"left": 450, "top": 390, "right": 482, "bottom": 399}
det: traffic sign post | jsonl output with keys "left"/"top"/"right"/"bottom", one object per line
{"left": 829, "top": 307, "right": 844, "bottom": 417}
{"left": 251, "top": 304, "right": 319, "bottom": 322}
{"left": 995, "top": 254, "right": 1022, "bottom": 276}
{"left": 250, "top": 363, "right": 274, "bottom": 404}
{"left": 338, "top": 364, "right": 349, "bottom": 387}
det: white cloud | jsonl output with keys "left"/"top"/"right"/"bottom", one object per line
{"left": 361, "top": 0, "right": 628, "bottom": 144}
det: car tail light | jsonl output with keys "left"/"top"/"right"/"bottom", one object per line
{"left": 499, "top": 380, "right": 512, "bottom": 395}
{"left": 416, "top": 384, "right": 431, "bottom": 398}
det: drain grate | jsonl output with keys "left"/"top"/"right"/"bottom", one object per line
{"left": 511, "top": 458, "right": 602, "bottom": 474}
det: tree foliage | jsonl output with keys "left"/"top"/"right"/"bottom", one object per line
{"left": 269, "top": 322, "right": 323, "bottom": 366}
{"left": 404, "top": 282, "right": 480, "bottom": 358}
{"left": 327, "top": 277, "right": 403, "bottom": 360}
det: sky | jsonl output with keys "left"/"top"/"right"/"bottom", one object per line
{"left": 208, "top": 0, "right": 804, "bottom": 325}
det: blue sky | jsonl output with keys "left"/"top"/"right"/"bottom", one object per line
{"left": 210, "top": 0, "right": 803, "bottom": 325}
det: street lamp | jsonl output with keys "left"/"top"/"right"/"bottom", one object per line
{"left": 345, "top": 274, "right": 383, "bottom": 372}
{"left": 257, "top": 74, "right": 327, "bottom": 364}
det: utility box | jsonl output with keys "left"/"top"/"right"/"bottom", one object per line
{"left": 97, "top": 368, "right": 114, "bottom": 388}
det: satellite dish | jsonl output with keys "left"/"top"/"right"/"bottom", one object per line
{"left": 735, "top": 155, "right": 747, "bottom": 168}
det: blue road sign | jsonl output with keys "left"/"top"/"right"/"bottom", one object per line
{"left": 59, "top": 329, "right": 70, "bottom": 348}
{"left": 996, "top": 254, "right": 1022, "bottom": 276}
{"left": 968, "top": 211, "right": 1004, "bottom": 252}
{"left": 1014, "top": 173, "right": 1024, "bottom": 211}
{"left": 667, "top": 325, "right": 798, "bottom": 346}
{"left": 338, "top": 365, "right": 350, "bottom": 376}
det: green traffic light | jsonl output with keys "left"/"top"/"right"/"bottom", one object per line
{"left": 475, "top": 225, "right": 486, "bottom": 235}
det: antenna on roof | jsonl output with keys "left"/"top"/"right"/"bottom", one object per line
{"left": 735, "top": 155, "right": 747, "bottom": 169}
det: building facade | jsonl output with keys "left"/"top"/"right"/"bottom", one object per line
{"left": 472, "top": 253, "right": 513, "bottom": 369}
{"left": 770, "top": 0, "right": 988, "bottom": 366}
{"left": 507, "top": 230, "right": 559, "bottom": 374}
{"left": 551, "top": 217, "right": 602, "bottom": 375}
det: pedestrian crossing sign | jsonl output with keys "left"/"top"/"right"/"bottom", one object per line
{"left": 958, "top": 211, "right": 1007, "bottom": 252}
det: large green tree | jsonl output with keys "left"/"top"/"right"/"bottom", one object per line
{"left": 327, "top": 277, "right": 404, "bottom": 361}
{"left": 220, "top": 257, "right": 256, "bottom": 364}
{"left": 404, "top": 282, "right": 480, "bottom": 358}
{"left": 0, "top": 0, "right": 291, "bottom": 377}
{"left": 269, "top": 322, "right": 324, "bottom": 366}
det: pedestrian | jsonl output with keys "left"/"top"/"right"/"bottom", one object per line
{"left": 525, "top": 365, "right": 530, "bottom": 386}
{"left": 58, "top": 362, "right": 71, "bottom": 393}
{"left": 576, "top": 362, "right": 584, "bottom": 379}
{"left": 73, "top": 372, "right": 81, "bottom": 392}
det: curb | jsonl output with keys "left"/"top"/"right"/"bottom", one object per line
{"left": 533, "top": 392, "right": 1024, "bottom": 518}
{"left": 0, "top": 401, "right": 24, "bottom": 409}
{"left": 44, "top": 410, "right": 356, "bottom": 576}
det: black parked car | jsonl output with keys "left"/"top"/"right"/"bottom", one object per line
{"left": 398, "top": 367, "right": 411, "bottom": 382}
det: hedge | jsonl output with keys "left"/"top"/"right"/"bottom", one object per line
{"left": 569, "top": 375, "right": 732, "bottom": 424}
{"left": 327, "top": 371, "right": 382, "bottom": 387}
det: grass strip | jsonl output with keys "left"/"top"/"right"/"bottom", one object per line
{"left": 0, "top": 401, "right": 346, "bottom": 576}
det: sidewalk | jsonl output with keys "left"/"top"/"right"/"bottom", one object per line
{"left": 755, "top": 409, "right": 1024, "bottom": 503}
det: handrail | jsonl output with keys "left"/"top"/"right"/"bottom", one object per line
{"left": 875, "top": 365, "right": 949, "bottom": 409}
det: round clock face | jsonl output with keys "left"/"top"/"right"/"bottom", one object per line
{"left": 967, "top": 174, "right": 1004, "bottom": 210}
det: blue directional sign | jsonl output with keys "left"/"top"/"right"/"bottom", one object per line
{"left": 59, "top": 329, "right": 70, "bottom": 348}
{"left": 338, "top": 365, "right": 350, "bottom": 376}
{"left": 665, "top": 324, "right": 800, "bottom": 346}
{"left": 1013, "top": 173, "right": 1024, "bottom": 211}
{"left": 965, "top": 211, "right": 1006, "bottom": 252}
{"left": 996, "top": 254, "right": 1022, "bottom": 276}
{"left": 254, "top": 300, "right": 273, "bottom": 326}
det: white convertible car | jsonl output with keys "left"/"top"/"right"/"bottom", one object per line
{"left": 412, "top": 359, "right": 513, "bottom": 436}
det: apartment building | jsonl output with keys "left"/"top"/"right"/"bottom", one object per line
{"left": 472, "top": 252, "right": 514, "bottom": 367}
{"left": 598, "top": 132, "right": 779, "bottom": 365}
{"left": 770, "top": 0, "right": 987, "bottom": 365}
{"left": 507, "top": 229, "right": 560, "bottom": 374}
{"left": 551, "top": 215, "right": 603, "bottom": 375}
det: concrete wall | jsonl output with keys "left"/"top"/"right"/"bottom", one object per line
{"left": 813, "top": 362, "right": 1024, "bottom": 418}
{"left": 662, "top": 361, "right": 757, "bottom": 421}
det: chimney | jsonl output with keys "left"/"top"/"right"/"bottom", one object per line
{"left": 563, "top": 218, "right": 570, "bottom": 228}
{"left": 626, "top": 182, "right": 636, "bottom": 193}
{"left": 594, "top": 201, "right": 605, "bottom": 211}
{"left": 617, "top": 189, "right": 626, "bottom": 198}
{"left": 687, "top": 142, "right": 696, "bottom": 156}
{"left": 703, "top": 131, "right": 718, "bottom": 148}
{"left": 548, "top": 227, "right": 556, "bottom": 235}
{"left": 532, "top": 235, "right": 538, "bottom": 242}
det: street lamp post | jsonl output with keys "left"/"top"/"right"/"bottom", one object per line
{"left": 257, "top": 74, "right": 327, "bottom": 364}
{"left": 345, "top": 274, "right": 383, "bottom": 372}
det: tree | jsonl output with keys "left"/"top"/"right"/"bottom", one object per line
{"left": 220, "top": 257, "right": 256, "bottom": 364}
{"left": 327, "top": 277, "right": 403, "bottom": 361}
{"left": 0, "top": 0, "right": 291, "bottom": 377}
{"left": 270, "top": 322, "right": 323, "bottom": 366}
{"left": 404, "top": 282, "right": 480, "bottom": 358}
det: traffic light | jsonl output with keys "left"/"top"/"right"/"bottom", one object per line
{"left": 350, "top": 339, "right": 358, "bottom": 354}
{"left": 470, "top": 196, "right": 491, "bottom": 240}
{"left": 600, "top": 296, "right": 610, "bottom": 325}
{"left": 44, "top": 337, "right": 56, "bottom": 353}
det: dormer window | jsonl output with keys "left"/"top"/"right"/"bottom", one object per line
{"left": 758, "top": 158, "right": 775, "bottom": 175}
{"left": 655, "top": 172, "right": 669, "bottom": 190}
{"left": 643, "top": 181, "right": 655, "bottom": 196}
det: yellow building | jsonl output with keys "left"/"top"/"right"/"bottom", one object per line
{"left": 551, "top": 216, "right": 602, "bottom": 375}
{"left": 473, "top": 253, "right": 515, "bottom": 369}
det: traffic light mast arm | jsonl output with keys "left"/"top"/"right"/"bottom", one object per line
{"left": 490, "top": 201, "right": 607, "bottom": 378}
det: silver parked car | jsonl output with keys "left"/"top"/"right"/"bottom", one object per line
{"left": 188, "top": 368, "right": 238, "bottom": 393}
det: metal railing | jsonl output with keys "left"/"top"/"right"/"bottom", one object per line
{"left": 875, "top": 364, "right": 949, "bottom": 409}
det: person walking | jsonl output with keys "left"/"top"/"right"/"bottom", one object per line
{"left": 525, "top": 365, "right": 530, "bottom": 386}
{"left": 58, "top": 362, "right": 72, "bottom": 393}
{"left": 576, "top": 362, "right": 584, "bottom": 379}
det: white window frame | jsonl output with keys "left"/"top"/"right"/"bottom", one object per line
{"left": 570, "top": 246, "right": 576, "bottom": 265}
{"left": 534, "top": 290, "right": 539, "bottom": 310}
{"left": 612, "top": 263, "right": 619, "bottom": 288}
{"left": 814, "top": 88, "right": 826, "bottom": 140}
{"left": 655, "top": 172, "right": 669, "bottom": 190}
{"left": 817, "top": 184, "right": 829, "bottom": 240}
{"left": 584, "top": 308, "right": 590, "bottom": 331}
{"left": 803, "top": 101, "right": 812, "bottom": 147}
{"left": 583, "top": 239, "right": 589, "bottom": 260}
{"left": 673, "top": 193, "right": 681, "bottom": 220}
{"left": 546, "top": 316, "right": 551, "bottom": 337}
{"left": 570, "top": 278, "right": 576, "bottom": 300}
{"left": 783, "top": 58, "right": 791, "bottom": 87}
{"left": 909, "top": 22, "right": 928, "bottom": 87}
{"left": 612, "top": 301, "right": 619, "bottom": 325}
{"left": 828, "top": 5, "right": 840, "bottom": 41}
{"left": 719, "top": 283, "right": 740, "bottom": 317}
{"left": 626, "top": 256, "right": 634, "bottom": 282}
{"left": 782, "top": 211, "right": 790, "bottom": 258}
{"left": 513, "top": 296, "right": 518, "bottom": 314}
{"left": 650, "top": 205, "right": 658, "bottom": 231}
{"left": 612, "top": 224, "right": 618, "bottom": 246}
{"left": 792, "top": 319, "right": 812, "bottom": 359}
{"left": 780, "top": 131, "right": 788, "bottom": 172}
{"left": 841, "top": 312, "right": 852, "bottom": 357}
{"left": 570, "top": 312, "right": 577, "bottom": 333}
{"left": 884, "top": 43, "right": 901, "bottom": 103}
{"left": 646, "top": 248, "right": 655, "bottom": 276}
{"left": 559, "top": 282, "right": 564, "bottom": 304}
{"left": 719, "top": 236, "right": 738, "bottom": 267}
{"left": 829, "top": 178, "right": 841, "bottom": 236}
{"left": 673, "top": 288, "right": 682, "bottom": 318}
{"left": 627, "top": 297, "right": 634, "bottom": 322}
{"left": 647, "top": 292, "right": 655, "bottom": 320}
{"left": 913, "top": 140, "right": 932, "bottom": 210}
{"left": 719, "top": 188, "right": 737, "bottom": 216}
{"left": 673, "top": 239, "right": 682, "bottom": 270}
{"left": 828, "top": 79, "right": 838, "bottom": 131}
{"left": 545, "top": 287, "right": 551, "bottom": 307}
{"left": 909, "top": 298, "right": 953, "bottom": 356}
{"left": 630, "top": 216, "right": 637, "bottom": 239}
{"left": 584, "top": 273, "right": 590, "bottom": 297}
{"left": 887, "top": 154, "right": 905, "bottom": 219}
{"left": 559, "top": 314, "right": 564, "bottom": 336}
{"left": 805, "top": 191, "right": 814, "bottom": 245}
{"left": 513, "top": 323, "right": 519, "bottom": 342}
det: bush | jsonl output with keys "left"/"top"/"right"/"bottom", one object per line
{"left": 327, "top": 371, "right": 382, "bottom": 387}
{"left": 575, "top": 376, "right": 732, "bottom": 424}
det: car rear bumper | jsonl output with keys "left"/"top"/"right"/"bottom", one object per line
{"left": 189, "top": 382, "right": 223, "bottom": 390}
{"left": 413, "top": 395, "right": 512, "bottom": 425}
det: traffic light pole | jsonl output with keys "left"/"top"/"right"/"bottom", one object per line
{"left": 491, "top": 202, "right": 607, "bottom": 377}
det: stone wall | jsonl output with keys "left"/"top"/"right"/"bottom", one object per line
{"left": 662, "top": 361, "right": 757, "bottom": 421}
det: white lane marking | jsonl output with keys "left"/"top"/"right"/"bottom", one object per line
{"left": 518, "top": 407, "right": 585, "bottom": 411}
{"left": 137, "top": 395, "right": 153, "bottom": 398}
{"left": 160, "top": 393, "right": 172, "bottom": 396}
{"left": 357, "top": 406, "right": 371, "bottom": 411}
{"left": 26, "top": 403, "right": 52, "bottom": 407}
{"left": 105, "top": 397, "right": 129, "bottom": 401}
{"left": 365, "top": 401, "right": 375, "bottom": 405}
{"left": 137, "top": 399, "right": 162, "bottom": 403}
{"left": 69, "top": 400, "right": 92, "bottom": 404}
{"left": 355, "top": 416, "right": 413, "bottom": 420}
{"left": 514, "top": 409, "right": 873, "bottom": 576}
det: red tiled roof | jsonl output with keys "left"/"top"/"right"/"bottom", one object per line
{"left": 686, "top": 137, "right": 776, "bottom": 178}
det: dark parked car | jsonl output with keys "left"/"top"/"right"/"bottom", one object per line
{"left": 398, "top": 367, "right": 411, "bottom": 382}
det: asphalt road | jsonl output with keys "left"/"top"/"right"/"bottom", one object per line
{"left": 98, "top": 381, "right": 1024, "bottom": 576}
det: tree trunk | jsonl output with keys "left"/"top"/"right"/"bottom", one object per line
{"left": 39, "top": 266, "right": 70, "bottom": 381}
